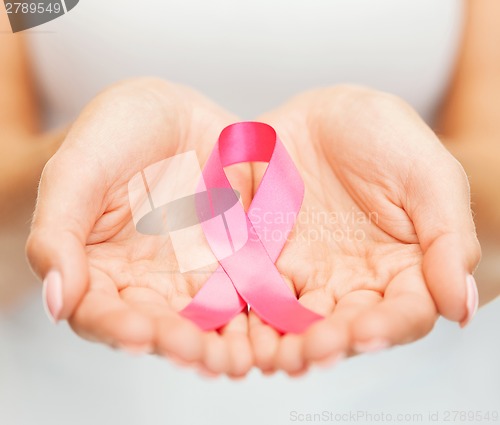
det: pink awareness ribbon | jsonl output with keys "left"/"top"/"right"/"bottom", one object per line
{"left": 180, "top": 122, "right": 322, "bottom": 333}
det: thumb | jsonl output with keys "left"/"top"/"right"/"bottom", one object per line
{"left": 406, "top": 150, "right": 481, "bottom": 327}
{"left": 26, "top": 151, "right": 104, "bottom": 323}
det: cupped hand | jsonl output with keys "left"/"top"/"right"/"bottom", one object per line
{"left": 249, "top": 86, "right": 481, "bottom": 375}
{"left": 26, "top": 78, "right": 254, "bottom": 378}
{"left": 26, "top": 82, "right": 481, "bottom": 379}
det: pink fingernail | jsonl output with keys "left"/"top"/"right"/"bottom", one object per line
{"left": 315, "top": 351, "right": 346, "bottom": 369}
{"left": 42, "top": 270, "right": 63, "bottom": 324}
{"left": 353, "top": 338, "right": 389, "bottom": 353}
{"left": 460, "top": 274, "right": 479, "bottom": 328}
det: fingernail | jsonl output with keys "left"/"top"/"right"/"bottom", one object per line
{"left": 353, "top": 338, "right": 389, "bottom": 353}
{"left": 42, "top": 270, "right": 63, "bottom": 324}
{"left": 314, "top": 351, "right": 346, "bottom": 369}
{"left": 118, "top": 343, "right": 154, "bottom": 356}
{"left": 460, "top": 274, "right": 479, "bottom": 328}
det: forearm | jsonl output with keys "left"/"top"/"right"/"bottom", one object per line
{"left": 0, "top": 129, "right": 66, "bottom": 308}
{"left": 442, "top": 138, "right": 500, "bottom": 306}
{"left": 438, "top": 0, "right": 500, "bottom": 140}
{"left": 444, "top": 139, "right": 500, "bottom": 239}
{"left": 436, "top": 0, "right": 500, "bottom": 306}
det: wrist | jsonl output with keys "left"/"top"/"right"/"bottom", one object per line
{"left": 0, "top": 130, "right": 65, "bottom": 223}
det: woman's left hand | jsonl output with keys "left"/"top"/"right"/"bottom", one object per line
{"left": 248, "top": 85, "right": 481, "bottom": 375}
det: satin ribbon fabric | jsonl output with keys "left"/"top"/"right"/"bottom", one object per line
{"left": 181, "top": 122, "right": 322, "bottom": 333}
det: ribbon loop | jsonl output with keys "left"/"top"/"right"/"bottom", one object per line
{"left": 181, "top": 122, "right": 322, "bottom": 333}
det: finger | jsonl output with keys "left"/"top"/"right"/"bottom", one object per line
{"left": 304, "top": 289, "right": 382, "bottom": 363}
{"left": 275, "top": 334, "right": 305, "bottom": 376}
{"left": 123, "top": 289, "right": 205, "bottom": 364}
{"left": 249, "top": 311, "right": 280, "bottom": 374}
{"left": 26, "top": 152, "right": 105, "bottom": 322}
{"left": 156, "top": 308, "right": 206, "bottom": 364}
{"left": 196, "top": 365, "right": 220, "bottom": 379}
{"left": 406, "top": 151, "right": 481, "bottom": 325}
{"left": 69, "top": 270, "right": 155, "bottom": 352}
{"left": 274, "top": 288, "right": 334, "bottom": 374}
{"left": 299, "top": 288, "right": 336, "bottom": 316}
{"left": 219, "top": 312, "right": 253, "bottom": 378}
{"left": 350, "top": 266, "right": 437, "bottom": 351}
{"left": 201, "top": 331, "right": 229, "bottom": 375}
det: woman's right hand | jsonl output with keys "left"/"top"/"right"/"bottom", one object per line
{"left": 26, "top": 78, "right": 254, "bottom": 378}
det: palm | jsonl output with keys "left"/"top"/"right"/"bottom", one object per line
{"left": 30, "top": 82, "right": 478, "bottom": 378}
{"left": 64, "top": 82, "right": 254, "bottom": 377}
{"left": 249, "top": 88, "right": 438, "bottom": 374}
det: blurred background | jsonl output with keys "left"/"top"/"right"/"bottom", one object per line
{"left": 1, "top": 1, "right": 499, "bottom": 424}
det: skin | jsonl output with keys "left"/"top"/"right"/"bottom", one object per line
{"left": 0, "top": 0, "right": 498, "bottom": 377}
{"left": 0, "top": 10, "right": 64, "bottom": 307}
{"left": 26, "top": 80, "right": 256, "bottom": 377}
{"left": 250, "top": 87, "right": 480, "bottom": 375}
{"left": 24, "top": 81, "right": 480, "bottom": 378}
{"left": 437, "top": 0, "right": 500, "bottom": 305}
